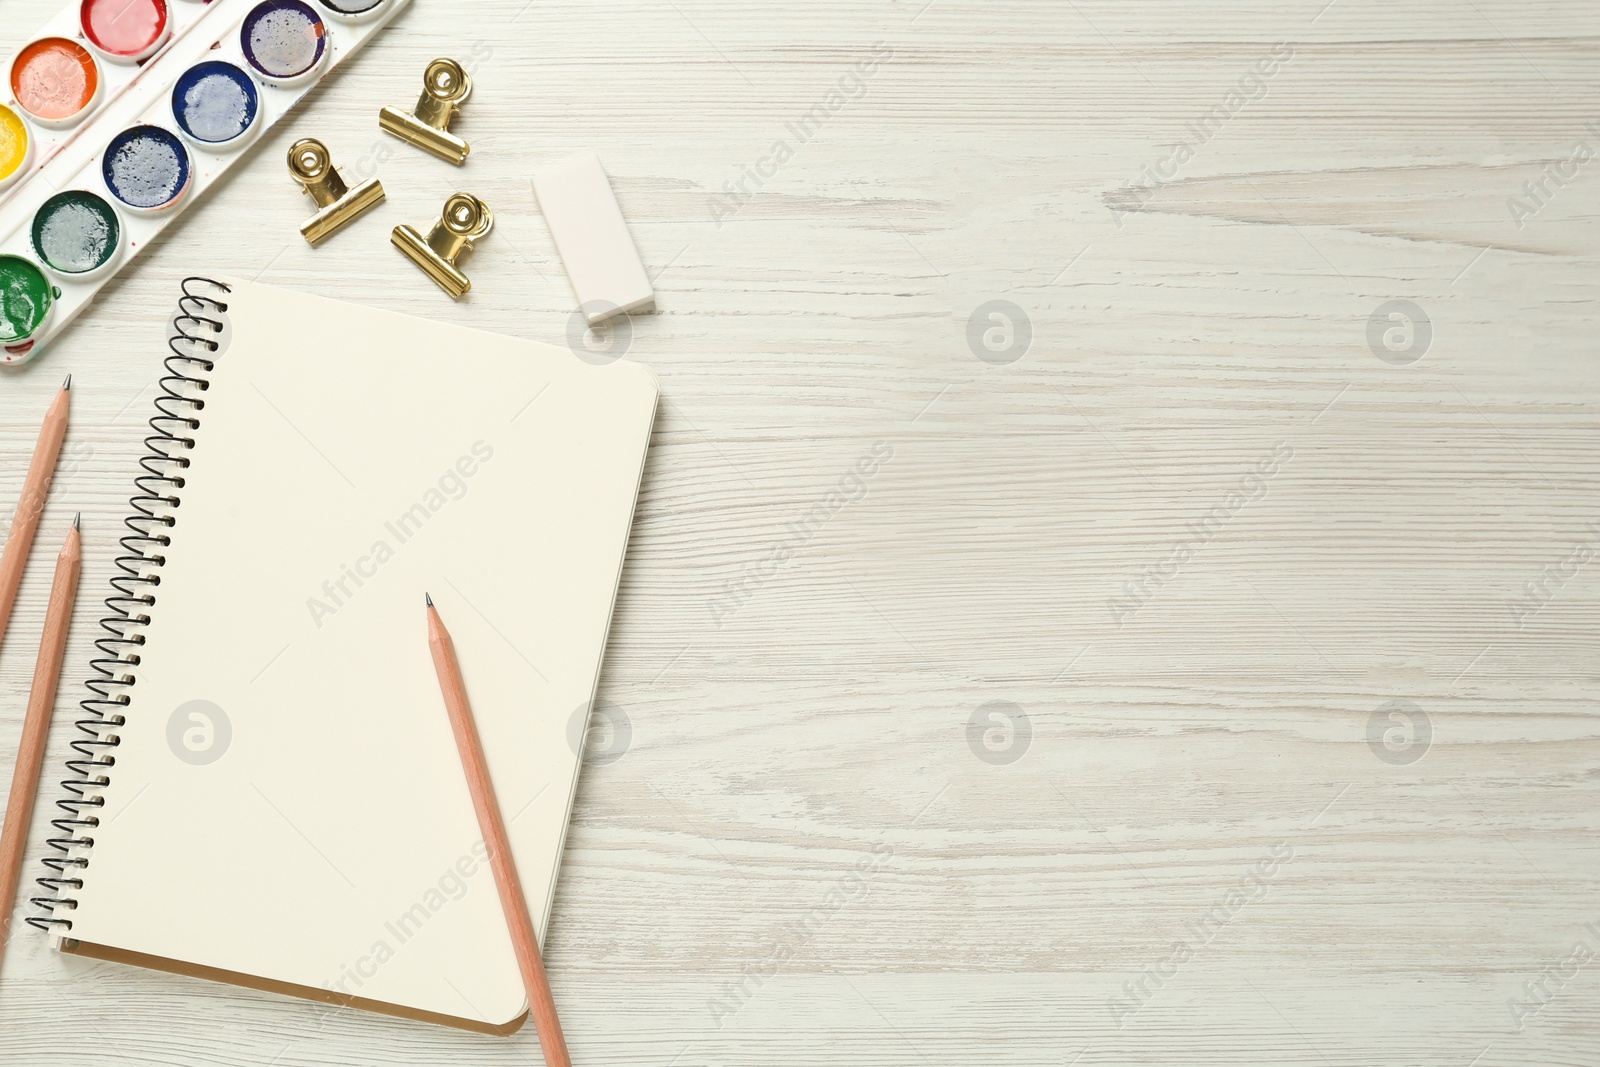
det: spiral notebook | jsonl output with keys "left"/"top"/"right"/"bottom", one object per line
{"left": 31, "top": 278, "right": 658, "bottom": 1033}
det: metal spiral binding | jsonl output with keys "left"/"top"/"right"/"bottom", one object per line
{"left": 28, "top": 278, "right": 231, "bottom": 934}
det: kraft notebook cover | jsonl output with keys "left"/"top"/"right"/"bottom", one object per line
{"left": 32, "top": 277, "right": 658, "bottom": 1033}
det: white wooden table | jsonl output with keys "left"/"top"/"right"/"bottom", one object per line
{"left": 1, "top": 1, "right": 1596, "bottom": 1064}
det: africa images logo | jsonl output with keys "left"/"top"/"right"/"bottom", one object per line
{"left": 1108, "top": 42, "right": 1295, "bottom": 225}
{"left": 304, "top": 441, "right": 493, "bottom": 628}
{"left": 707, "top": 42, "right": 894, "bottom": 228}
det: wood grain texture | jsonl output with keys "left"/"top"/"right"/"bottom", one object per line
{"left": 0, "top": 0, "right": 1596, "bottom": 1064}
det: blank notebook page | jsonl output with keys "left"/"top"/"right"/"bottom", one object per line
{"left": 56, "top": 278, "right": 657, "bottom": 1030}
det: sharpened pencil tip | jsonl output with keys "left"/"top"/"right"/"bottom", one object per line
{"left": 62, "top": 374, "right": 71, "bottom": 390}
{"left": 425, "top": 592, "right": 433, "bottom": 607}
{"left": 72, "top": 512, "right": 80, "bottom": 530}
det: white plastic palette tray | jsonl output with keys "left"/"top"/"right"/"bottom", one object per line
{"left": 0, "top": 0, "right": 412, "bottom": 364}
{"left": 1, "top": 0, "right": 220, "bottom": 194}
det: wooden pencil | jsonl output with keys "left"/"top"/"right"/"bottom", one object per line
{"left": 426, "top": 594, "right": 572, "bottom": 1063}
{"left": 0, "top": 377, "right": 71, "bottom": 656}
{"left": 0, "top": 516, "right": 81, "bottom": 973}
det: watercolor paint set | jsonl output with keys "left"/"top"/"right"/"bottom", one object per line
{"left": 0, "top": 0, "right": 410, "bottom": 364}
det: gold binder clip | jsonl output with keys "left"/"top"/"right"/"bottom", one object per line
{"left": 288, "top": 139, "right": 386, "bottom": 246}
{"left": 378, "top": 57, "right": 472, "bottom": 165}
{"left": 392, "top": 193, "right": 494, "bottom": 298}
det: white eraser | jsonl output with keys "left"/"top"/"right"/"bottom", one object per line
{"left": 532, "top": 152, "right": 654, "bottom": 325}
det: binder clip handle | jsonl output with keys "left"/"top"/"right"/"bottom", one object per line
{"left": 392, "top": 193, "right": 494, "bottom": 299}
{"left": 435, "top": 193, "right": 493, "bottom": 253}
{"left": 417, "top": 58, "right": 472, "bottom": 127}
{"left": 288, "top": 138, "right": 385, "bottom": 246}
{"left": 380, "top": 57, "right": 473, "bottom": 164}
{"left": 289, "top": 138, "right": 348, "bottom": 208}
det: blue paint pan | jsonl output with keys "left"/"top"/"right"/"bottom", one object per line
{"left": 102, "top": 124, "right": 191, "bottom": 211}
{"left": 171, "top": 60, "right": 261, "bottom": 149}
{"left": 241, "top": 0, "right": 328, "bottom": 86}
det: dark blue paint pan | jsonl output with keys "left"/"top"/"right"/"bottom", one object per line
{"left": 102, "top": 124, "right": 191, "bottom": 211}
{"left": 172, "top": 60, "right": 261, "bottom": 150}
{"left": 240, "top": 0, "right": 328, "bottom": 86}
